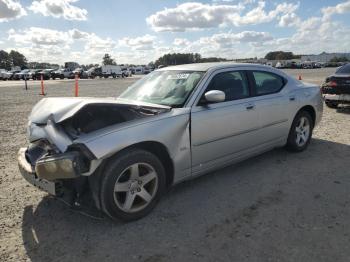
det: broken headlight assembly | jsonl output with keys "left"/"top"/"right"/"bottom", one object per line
{"left": 35, "top": 152, "right": 82, "bottom": 181}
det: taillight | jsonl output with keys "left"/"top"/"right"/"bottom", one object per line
{"left": 329, "top": 81, "right": 337, "bottom": 87}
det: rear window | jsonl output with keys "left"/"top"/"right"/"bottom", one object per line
{"left": 336, "top": 64, "right": 350, "bottom": 74}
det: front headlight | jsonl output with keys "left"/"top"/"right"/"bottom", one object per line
{"left": 35, "top": 152, "right": 80, "bottom": 180}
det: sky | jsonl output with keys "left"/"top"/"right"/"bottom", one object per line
{"left": 0, "top": 0, "right": 350, "bottom": 65}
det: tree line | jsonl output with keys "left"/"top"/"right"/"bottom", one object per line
{"left": 264, "top": 51, "right": 301, "bottom": 60}
{"left": 0, "top": 50, "right": 27, "bottom": 70}
{"left": 152, "top": 53, "right": 229, "bottom": 67}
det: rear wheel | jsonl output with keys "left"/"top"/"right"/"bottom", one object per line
{"left": 325, "top": 101, "right": 338, "bottom": 109}
{"left": 100, "top": 149, "right": 166, "bottom": 222}
{"left": 286, "top": 111, "right": 313, "bottom": 152}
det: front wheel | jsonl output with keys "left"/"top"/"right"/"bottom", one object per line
{"left": 100, "top": 149, "right": 166, "bottom": 222}
{"left": 286, "top": 111, "right": 313, "bottom": 152}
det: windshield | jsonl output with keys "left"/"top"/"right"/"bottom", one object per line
{"left": 119, "top": 70, "right": 205, "bottom": 107}
{"left": 336, "top": 64, "right": 350, "bottom": 74}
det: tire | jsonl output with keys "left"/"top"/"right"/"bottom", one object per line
{"left": 325, "top": 101, "right": 338, "bottom": 109}
{"left": 286, "top": 111, "right": 314, "bottom": 152}
{"left": 100, "top": 149, "right": 166, "bottom": 222}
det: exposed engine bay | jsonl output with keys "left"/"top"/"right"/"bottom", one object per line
{"left": 60, "top": 103, "right": 169, "bottom": 139}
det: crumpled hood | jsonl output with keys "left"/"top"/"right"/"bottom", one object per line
{"left": 29, "top": 97, "right": 170, "bottom": 124}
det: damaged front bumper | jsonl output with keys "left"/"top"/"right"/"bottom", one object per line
{"left": 18, "top": 146, "right": 84, "bottom": 195}
{"left": 18, "top": 148, "right": 60, "bottom": 195}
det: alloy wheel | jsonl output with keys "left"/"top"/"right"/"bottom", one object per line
{"left": 113, "top": 163, "right": 158, "bottom": 213}
{"left": 295, "top": 116, "right": 310, "bottom": 147}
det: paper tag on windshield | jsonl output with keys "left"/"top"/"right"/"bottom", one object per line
{"left": 167, "top": 73, "right": 189, "bottom": 80}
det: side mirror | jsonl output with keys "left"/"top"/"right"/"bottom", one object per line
{"left": 203, "top": 90, "right": 225, "bottom": 103}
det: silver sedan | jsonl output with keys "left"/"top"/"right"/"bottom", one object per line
{"left": 18, "top": 63, "right": 323, "bottom": 221}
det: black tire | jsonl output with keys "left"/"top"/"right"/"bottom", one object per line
{"left": 100, "top": 149, "right": 166, "bottom": 222}
{"left": 286, "top": 111, "right": 313, "bottom": 152}
{"left": 325, "top": 101, "right": 338, "bottom": 109}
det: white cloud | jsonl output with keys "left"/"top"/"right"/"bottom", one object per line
{"left": 119, "top": 34, "right": 156, "bottom": 50}
{"left": 29, "top": 0, "right": 87, "bottom": 21}
{"left": 322, "top": 0, "right": 350, "bottom": 20}
{"left": 278, "top": 13, "right": 300, "bottom": 27}
{"left": 8, "top": 27, "right": 71, "bottom": 45}
{"left": 235, "top": 1, "right": 299, "bottom": 26}
{"left": 0, "top": 0, "right": 26, "bottom": 22}
{"left": 146, "top": 1, "right": 299, "bottom": 32}
{"left": 69, "top": 28, "right": 90, "bottom": 39}
{"left": 146, "top": 2, "right": 244, "bottom": 32}
{"left": 173, "top": 38, "right": 190, "bottom": 46}
{"left": 6, "top": 27, "right": 117, "bottom": 64}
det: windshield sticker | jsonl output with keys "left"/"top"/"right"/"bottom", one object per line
{"left": 167, "top": 73, "right": 190, "bottom": 80}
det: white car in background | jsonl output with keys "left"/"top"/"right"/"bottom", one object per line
{"left": 0, "top": 69, "right": 11, "bottom": 80}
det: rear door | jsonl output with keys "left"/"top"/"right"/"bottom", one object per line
{"left": 247, "top": 70, "right": 290, "bottom": 143}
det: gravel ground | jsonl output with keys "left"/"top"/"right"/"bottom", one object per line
{"left": 0, "top": 68, "right": 349, "bottom": 262}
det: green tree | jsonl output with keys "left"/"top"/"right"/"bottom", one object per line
{"left": 0, "top": 50, "right": 11, "bottom": 70}
{"left": 102, "top": 53, "right": 116, "bottom": 65}
{"left": 330, "top": 56, "right": 349, "bottom": 63}
{"left": 265, "top": 51, "right": 297, "bottom": 60}
{"left": 9, "top": 50, "right": 27, "bottom": 68}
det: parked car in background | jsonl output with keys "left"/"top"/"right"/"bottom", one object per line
{"left": 8, "top": 70, "right": 21, "bottom": 80}
{"left": 51, "top": 68, "right": 74, "bottom": 79}
{"left": 72, "top": 68, "right": 88, "bottom": 78}
{"left": 322, "top": 63, "right": 350, "bottom": 108}
{"left": 33, "top": 69, "right": 55, "bottom": 80}
{"left": 85, "top": 67, "right": 101, "bottom": 79}
{"left": 18, "top": 63, "right": 323, "bottom": 221}
{"left": 121, "top": 67, "right": 132, "bottom": 77}
{"left": 0, "top": 69, "right": 11, "bottom": 80}
{"left": 31, "top": 69, "right": 44, "bottom": 80}
{"left": 101, "top": 65, "right": 122, "bottom": 78}
{"left": 13, "top": 69, "right": 32, "bottom": 80}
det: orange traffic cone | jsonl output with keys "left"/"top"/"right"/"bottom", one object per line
{"left": 298, "top": 75, "right": 302, "bottom": 80}
{"left": 75, "top": 74, "right": 79, "bottom": 97}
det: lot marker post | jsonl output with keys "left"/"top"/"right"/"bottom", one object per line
{"left": 40, "top": 74, "right": 46, "bottom": 96}
{"left": 24, "top": 75, "right": 28, "bottom": 90}
{"left": 75, "top": 74, "right": 79, "bottom": 97}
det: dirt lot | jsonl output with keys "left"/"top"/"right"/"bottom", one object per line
{"left": 0, "top": 68, "right": 349, "bottom": 262}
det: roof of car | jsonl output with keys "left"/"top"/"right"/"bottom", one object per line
{"left": 157, "top": 62, "right": 270, "bottom": 72}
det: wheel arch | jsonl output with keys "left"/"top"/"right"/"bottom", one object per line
{"left": 296, "top": 105, "right": 316, "bottom": 127}
{"left": 103, "top": 141, "right": 174, "bottom": 188}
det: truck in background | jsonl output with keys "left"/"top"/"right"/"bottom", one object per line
{"left": 101, "top": 65, "right": 122, "bottom": 78}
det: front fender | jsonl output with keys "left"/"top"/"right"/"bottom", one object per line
{"left": 76, "top": 109, "right": 192, "bottom": 182}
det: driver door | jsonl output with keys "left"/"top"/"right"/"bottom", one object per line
{"left": 190, "top": 70, "right": 260, "bottom": 175}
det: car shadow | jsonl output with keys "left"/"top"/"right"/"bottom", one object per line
{"left": 22, "top": 138, "right": 350, "bottom": 262}
{"left": 336, "top": 105, "right": 350, "bottom": 114}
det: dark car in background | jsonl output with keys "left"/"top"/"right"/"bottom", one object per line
{"left": 322, "top": 63, "right": 350, "bottom": 108}
{"left": 33, "top": 69, "right": 55, "bottom": 80}
{"left": 31, "top": 69, "right": 44, "bottom": 80}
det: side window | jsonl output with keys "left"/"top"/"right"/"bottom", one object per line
{"left": 252, "top": 71, "right": 285, "bottom": 96}
{"left": 206, "top": 71, "right": 249, "bottom": 102}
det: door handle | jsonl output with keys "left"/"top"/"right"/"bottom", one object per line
{"left": 289, "top": 96, "right": 295, "bottom": 101}
{"left": 246, "top": 104, "right": 255, "bottom": 110}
